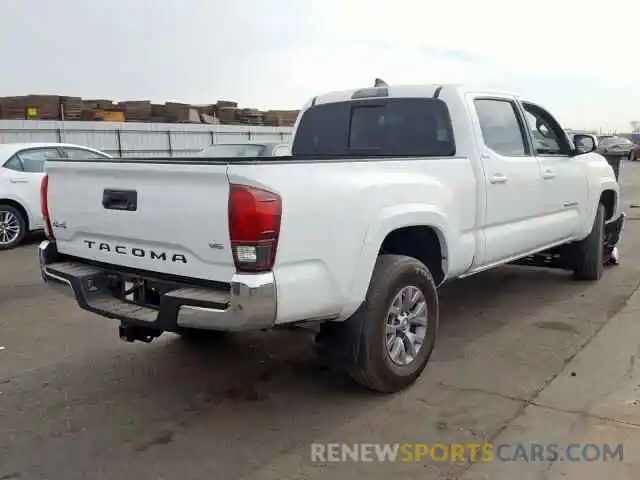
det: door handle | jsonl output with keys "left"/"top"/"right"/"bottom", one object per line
{"left": 489, "top": 174, "right": 508, "bottom": 184}
{"left": 542, "top": 169, "right": 556, "bottom": 180}
{"left": 9, "top": 178, "right": 28, "bottom": 184}
{"left": 103, "top": 189, "right": 138, "bottom": 211}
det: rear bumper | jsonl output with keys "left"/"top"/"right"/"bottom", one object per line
{"left": 39, "top": 240, "right": 277, "bottom": 332}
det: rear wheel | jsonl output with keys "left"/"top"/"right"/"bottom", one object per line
{"left": 318, "top": 254, "right": 439, "bottom": 393}
{"left": 0, "top": 205, "right": 26, "bottom": 250}
{"left": 572, "top": 204, "right": 605, "bottom": 281}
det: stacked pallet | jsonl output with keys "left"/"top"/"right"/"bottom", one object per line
{"left": 215, "top": 107, "right": 237, "bottom": 123}
{"left": 60, "top": 96, "right": 82, "bottom": 120}
{"left": 236, "top": 108, "right": 264, "bottom": 125}
{"left": 84, "top": 99, "right": 115, "bottom": 111}
{"left": 0, "top": 94, "right": 297, "bottom": 126}
{"left": 263, "top": 109, "right": 299, "bottom": 126}
{"left": 210, "top": 100, "right": 237, "bottom": 124}
{"left": 217, "top": 100, "right": 238, "bottom": 108}
{"left": 164, "top": 102, "right": 192, "bottom": 123}
{"left": 0, "top": 95, "right": 62, "bottom": 120}
{"left": 80, "top": 99, "right": 118, "bottom": 121}
{"left": 117, "top": 100, "right": 152, "bottom": 121}
{"left": 150, "top": 104, "right": 167, "bottom": 122}
{"left": 92, "top": 111, "right": 126, "bottom": 122}
{"left": 200, "top": 112, "right": 218, "bottom": 124}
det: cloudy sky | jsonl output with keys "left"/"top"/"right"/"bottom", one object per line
{"left": 1, "top": 0, "right": 638, "bottom": 131}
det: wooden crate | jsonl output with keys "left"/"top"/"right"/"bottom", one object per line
{"left": 118, "top": 100, "right": 152, "bottom": 121}
{"left": 60, "top": 96, "right": 82, "bottom": 120}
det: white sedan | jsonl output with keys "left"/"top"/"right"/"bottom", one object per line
{"left": 0, "top": 142, "right": 111, "bottom": 249}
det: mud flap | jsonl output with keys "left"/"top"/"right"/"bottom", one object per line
{"left": 604, "top": 213, "right": 625, "bottom": 266}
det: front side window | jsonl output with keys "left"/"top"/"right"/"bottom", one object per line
{"left": 474, "top": 99, "right": 528, "bottom": 156}
{"left": 292, "top": 97, "right": 456, "bottom": 157}
{"left": 522, "top": 102, "right": 570, "bottom": 156}
{"left": 16, "top": 148, "right": 61, "bottom": 173}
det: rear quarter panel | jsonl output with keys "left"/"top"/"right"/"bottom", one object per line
{"left": 228, "top": 157, "right": 477, "bottom": 323}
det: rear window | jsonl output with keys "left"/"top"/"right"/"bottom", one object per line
{"left": 292, "top": 98, "right": 456, "bottom": 157}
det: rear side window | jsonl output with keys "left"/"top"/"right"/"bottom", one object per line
{"left": 198, "top": 144, "right": 266, "bottom": 158}
{"left": 3, "top": 156, "right": 23, "bottom": 172}
{"left": 292, "top": 98, "right": 455, "bottom": 157}
{"left": 63, "top": 148, "right": 110, "bottom": 160}
{"left": 272, "top": 145, "right": 290, "bottom": 156}
{"left": 16, "top": 148, "right": 61, "bottom": 173}
{"left": 474, "top": 99, "right": 528, "bottom": 156}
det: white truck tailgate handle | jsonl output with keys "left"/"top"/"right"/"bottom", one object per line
{"left": 542, "top": 169, "right": 556, "bottom": 180}
{"left": 489, "top": 174, "right": 508, "bottom": 184}
{"left": 102, "top": 189, "right": 138, "bottom": 212}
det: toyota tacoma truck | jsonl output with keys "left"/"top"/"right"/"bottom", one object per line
{"left": 38, "top": 83, "right": 625, "bottom": 393}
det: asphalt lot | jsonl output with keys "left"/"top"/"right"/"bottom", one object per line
{"left": 2, "top": 162, "right": 640, "bottom": 480}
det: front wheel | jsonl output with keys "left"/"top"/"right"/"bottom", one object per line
{"left": 318, "top": 254, "right": 439, "bottom": 393}
{"left": 572, "top": 204, "right": 605, "bottom": 281}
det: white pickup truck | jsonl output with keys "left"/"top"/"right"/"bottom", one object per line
{"left": 39, "top": 83, "right": 625, "bottom": 393}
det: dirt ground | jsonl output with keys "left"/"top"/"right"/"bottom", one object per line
{"left": 2, "top": 161, "right": 640, "bottom": 480}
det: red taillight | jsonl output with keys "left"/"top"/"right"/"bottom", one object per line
{"left": 40, "top": 174, "right": 54, "bottom": 240}
{"left": 228, "top": 184, "right": 282, "bottom": 272}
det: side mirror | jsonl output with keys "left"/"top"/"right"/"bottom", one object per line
{"left": 573, "top": 134, "right": 596, "bottom": 155}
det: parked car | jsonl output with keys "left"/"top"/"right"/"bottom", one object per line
{"left": 629, "top": 137, "right": 640, "bottom": 161}
{"left": 596, "top": 136, "right": 636, "bottom": 159}
{"left": 0, "top": 143, "right": 110, "bottom": 249}
{"left": 196, "top": 142, "right": 290, "bottom": 158}
{"left": 38, "top": 84, "right": 623, "bottom": 393}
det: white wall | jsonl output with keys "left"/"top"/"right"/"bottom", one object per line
{"left": 0, "top": 120, "right": 293, "bottom": 157}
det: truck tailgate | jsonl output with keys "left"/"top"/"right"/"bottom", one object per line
{"left": 45, "top": 160, "right": 235, "bottom": 283}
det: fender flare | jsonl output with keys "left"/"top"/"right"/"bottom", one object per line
{"left": 596, "top": 179, "right": 619, "bottom": 219}
{"left": 339, "top": 204, "right": 450, "bottom": 319}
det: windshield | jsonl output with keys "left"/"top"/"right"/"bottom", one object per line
{"left": 197, "top": 144, "right": 266, "bottom": 158}
{"left": 292, "top": 97, "right": 456, "bottom": 157}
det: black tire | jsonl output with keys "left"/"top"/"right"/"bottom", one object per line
{"left": 0, "top": 204, "right": 27, "bottom": 250}
{"left": 573, "top": 204, "right": 605, "bottom": 281}
{"left": 318, "top": 254, "right": 439, "bottom": 393}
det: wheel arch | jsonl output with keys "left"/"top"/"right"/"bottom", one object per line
{"left": 378, "top": 226, "right": 447, "bottom": 286}
{"left": 600, "top": 189, "right": 616, "bottom": 221}
{"left": 340, "top": 207, "right": 451, "bottom": 320}
{"left": 0, "top": 198, "right": 30, "bottom": 231}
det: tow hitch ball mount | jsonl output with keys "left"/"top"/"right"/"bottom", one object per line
{"left": 118, "top": 324, "right": 162, "bottom": 343}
